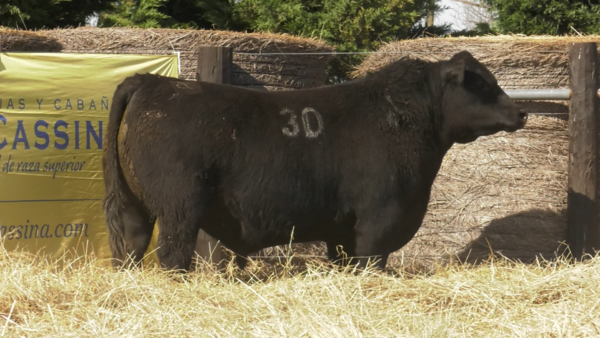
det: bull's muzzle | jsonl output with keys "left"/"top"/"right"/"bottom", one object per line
{"left": 503, "top": 109, "right": 528, "bottom": 132}
{"left": 518, "top": 109, "right": 528, "bottom": 127}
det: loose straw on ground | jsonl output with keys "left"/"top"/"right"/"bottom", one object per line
{"left": 1, "top": 247, "right": 599, "bottom": 337}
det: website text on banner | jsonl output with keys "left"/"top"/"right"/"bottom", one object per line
{"left": 0, "top": 53, "right": 178, "bottom": 262}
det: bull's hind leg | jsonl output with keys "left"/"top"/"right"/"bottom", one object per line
{"left": 156, "top": 211, "right": 202, "bottom": 271}
{"left": 105, "top": 193, "right": 156, "bottom": 268}
{"left": 121, "top": 199, "right": 156, "bottom": 265}
{"left": 155, "top": 194, "right": 207, "bottom": 271}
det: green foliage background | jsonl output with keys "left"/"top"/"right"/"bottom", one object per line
{"left": 486, "top": 0, "right": 600, "bottom": 35}
{"left": 0, "top": 0, "right": 114, "bottom": 29}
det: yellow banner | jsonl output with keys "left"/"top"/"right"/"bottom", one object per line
{"left": 0, "top": 53, "right": 178, "bottom": 263}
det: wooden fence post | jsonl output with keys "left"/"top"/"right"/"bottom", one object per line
{"left": 194, "top": 46, "right": 233, "bottom": 264}
{"left": 197, "top": 45, "right": 232, "bottom": 84}
{"left": 567, "top": 42, "right": 599, "bottom": 259}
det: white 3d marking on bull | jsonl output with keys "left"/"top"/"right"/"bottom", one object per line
{"left": 280, "top": 107, "right": 324, "bottom": 138}
{"left": 301, "top": 107, "right": 324, "bottom": 138}
{"left": 280, "top": 108, "right": 300, "bottom": 137}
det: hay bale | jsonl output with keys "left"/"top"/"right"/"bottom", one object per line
{"left": 0, "top": 28, "right": 62, "bottom": 51}
{"left": 353, "top": 35, "right": 600, "bottom": 118}
{"left": 1, "top": 27, "right": 334, "bottom": 90}
{"left": 353, "top": 36, "right": 579, "bottom": 266}
{"left": 352, "top": 35, "right": 600, "bottom": 89}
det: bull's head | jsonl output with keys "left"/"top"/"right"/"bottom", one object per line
{"left": 439, "top": 51, "right": 527, "bottom": 145}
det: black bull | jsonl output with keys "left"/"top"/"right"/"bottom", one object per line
{"left": 103, "top": 51, "right": 527, "bottom": 270}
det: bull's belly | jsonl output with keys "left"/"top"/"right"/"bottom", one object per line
{"left": 198, "top": 197, "right": 338, "bottom": 254}
{"left": 198, "top": 186, "right": 433, "bottom": 255}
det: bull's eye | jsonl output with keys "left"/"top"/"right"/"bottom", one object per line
{"left": 464, "top": 70, "right": 497, "bottom": 103}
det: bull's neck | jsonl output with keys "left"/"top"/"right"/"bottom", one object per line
{"left": 425, "top": 62, "right": 455, "bottom": 152}
{"left": 383, "top": 62, "right": 448, "bottom": 152}
{"left": 374, "top": 63, "right": 450, "bottom": 184}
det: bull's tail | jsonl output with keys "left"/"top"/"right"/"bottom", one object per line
{"left": 102, "top": 76, "right": 141, "bottom": 266}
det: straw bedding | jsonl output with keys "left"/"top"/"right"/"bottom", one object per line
{"left": 3, "top": 248, "right": 600, "bottom": 336}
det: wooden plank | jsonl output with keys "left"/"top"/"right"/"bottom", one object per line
{"left": 193, "top": 46, "right": 233, "bottom": 265}
{"left": 196, "top": 45, "right": 232, "bottom": 84}
{"left": 567, "top": 42, "right": 599, "bottom": 259}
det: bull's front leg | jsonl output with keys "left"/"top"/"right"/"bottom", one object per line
{"left": 351, "top": 204, "right": 407, "bottom": 269}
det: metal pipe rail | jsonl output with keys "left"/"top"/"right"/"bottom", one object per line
{"left": 504, "top": 89, "right": 600, "bottom": 100}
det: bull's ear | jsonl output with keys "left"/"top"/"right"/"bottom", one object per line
{"left": 441, "top": 59, "right": 465, "bottom": 84}
{"left": 442, "top": 51, "right": 470, "bottom": 85}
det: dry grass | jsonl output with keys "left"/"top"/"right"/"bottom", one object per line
{"left": 2, "top": 245, "right": 600, "bottom": 337}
